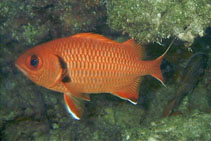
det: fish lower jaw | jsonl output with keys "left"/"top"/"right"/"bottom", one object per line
{"left": 15, "top": 64, "right": 29, "bottom": 77}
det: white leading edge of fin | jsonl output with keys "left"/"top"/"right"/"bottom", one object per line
{"left": 65, "top": 104, "right": 80, "bottom": 120}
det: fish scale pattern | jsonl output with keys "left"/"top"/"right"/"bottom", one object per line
{"left": 56, "top": 37, "right": 140, "bottom": 93}
{"left": 15, "top": 33, "right": 167, "bottom": 119}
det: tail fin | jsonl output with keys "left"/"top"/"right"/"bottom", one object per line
{"left": 151, "top": 39, "right": 175, "bottom": 87}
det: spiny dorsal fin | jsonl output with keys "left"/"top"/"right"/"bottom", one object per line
{"left": 122, "top": 39, "right": 144, "bottom": 59}
{"left": 72, "top": 33, "right": 118, "bottom": 44}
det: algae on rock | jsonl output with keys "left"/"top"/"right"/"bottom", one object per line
{"left": 121, "top": 112, "right": 211, "bottom": 140}
{"left": 0, "top": 0, "right": 106, "bottom": 46}
{"left": 107, "top": 0, "right": 211, "bottom": 46}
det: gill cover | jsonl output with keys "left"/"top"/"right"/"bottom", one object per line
{"left": 16, "top": 47, "right": 63, "bottom": 89}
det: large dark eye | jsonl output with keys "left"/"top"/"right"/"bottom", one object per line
{"left": 30, "top": 55, "right": 39, "bottom": 67}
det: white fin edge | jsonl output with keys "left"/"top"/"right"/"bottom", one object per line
{"left": 113, "top": 94, "right": 138, "bottom": 105}
{"left": 65, "top": 103, "right": 80, "bottom": 120}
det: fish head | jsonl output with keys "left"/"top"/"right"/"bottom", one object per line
{"left": 15, "top": 45, "right": 62, "bottom": 89}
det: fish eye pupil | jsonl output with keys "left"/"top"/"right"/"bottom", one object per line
{"left": 30, "top": 55, "right": 39, "bottom": 67}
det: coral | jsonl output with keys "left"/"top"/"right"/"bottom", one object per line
{"left": 106, "top": 0, "right": 211, "bottom": 46}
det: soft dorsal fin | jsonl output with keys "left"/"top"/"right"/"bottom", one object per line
{"left": 122, "top": 39, "right": 144, "bottom": 59}
{"left": 72, "top": 33, "right": 118, "bottom": 44}
{"left": 112, "top": 78, "right": 142, "bottom": 104}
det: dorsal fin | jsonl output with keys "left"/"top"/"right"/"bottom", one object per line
{"left": 72, "top": 33, "right": 118, "bottom": 44}
{"left": 122, "top": 39, "right": 144, "bottom": 59}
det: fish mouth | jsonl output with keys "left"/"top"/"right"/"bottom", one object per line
{"left": 15, "top": 62, "right": 28, "bottom": 77}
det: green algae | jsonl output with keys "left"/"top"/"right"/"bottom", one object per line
{"left": 0, "top": 0, "right": 106, "bottom": 46}
{"left": 107, "top": 0, "right": 211, "bottom": 46}
{"left": 121, "top": 112, "right": 211, "bottom": 140}
{"left": 95, "top": 101, "right": 145, "bottom": 128}
{"left": 3, "top": 120, "right": 49, "bottom": 141}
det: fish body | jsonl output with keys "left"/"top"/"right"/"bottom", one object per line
{"left": 16, "top": 33, "right": 170, "bottom": 120}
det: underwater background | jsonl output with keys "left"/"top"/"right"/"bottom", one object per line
{"left": 0, "top": 0, "right": 210, "bottom": 140}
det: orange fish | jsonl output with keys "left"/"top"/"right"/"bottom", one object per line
{"left": 15, "top": 33, "right": 172, "bottom": 120}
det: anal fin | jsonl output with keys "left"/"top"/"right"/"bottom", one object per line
{"left": 64, "top": 93, "right": 84, "bottom": 120}
{"left": 112, "top": 78, "right": 141, "bottom": 105}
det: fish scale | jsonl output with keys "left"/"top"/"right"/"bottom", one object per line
{"left": 15, "top": 33, "right": 171, "bottom": 120}
{"left": 59, "top": 39, "right": 140, "bottom": 93}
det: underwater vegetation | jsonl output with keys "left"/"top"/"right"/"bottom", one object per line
{"left": 0, "top": 0, "right": 211, "bottom": 140}
{"left": 107, "top": 0, "right": 211, "bottom": 46}
{"left": 0, "top": 0, "right": 106, "bottom": 46}
{"left": 121, "top": 112, "right": 211, "bottom": 140}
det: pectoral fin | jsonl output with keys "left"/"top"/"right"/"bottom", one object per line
{"left": 64, "top": 93, "right": 84, "bottom": 120}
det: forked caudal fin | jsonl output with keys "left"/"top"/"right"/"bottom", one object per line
{"left": 150, "top": 38, "right": 175, "bottom": 87}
